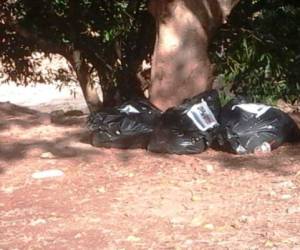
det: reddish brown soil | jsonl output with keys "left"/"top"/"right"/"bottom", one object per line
{"left": 1, "top": 102, "right": 300, "bottom": 250}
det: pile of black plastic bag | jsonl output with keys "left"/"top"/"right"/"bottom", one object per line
{"left": 148, "top": 90, "right": 221, "bottom": 154}
{"left": 87, "top": 99, "right": 161, "bottom": 149}
{"left": 87, "top": 90, "right": 300, "bottom": 155}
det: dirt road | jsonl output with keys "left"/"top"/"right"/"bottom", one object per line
{"left": 1, "top": 89, "right": 300, "bottom": 249}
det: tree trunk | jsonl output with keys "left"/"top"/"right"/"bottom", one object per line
{"left": 149, "top": 0, "right": 239, "bottom": 111}
{"left": 71, "top": 50, "right": 102, "bottom": 113}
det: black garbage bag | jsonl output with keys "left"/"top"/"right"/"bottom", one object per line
{"left": 87, "top": 99, "right": 161, "bottom": 149}
{"left": 218, "top": 98, "right": 300, "bottom": 154}
{"left": 148, "top": 90, "right": 221, "bottom": 154}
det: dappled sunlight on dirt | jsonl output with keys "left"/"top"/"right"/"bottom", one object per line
{"left": 1, "top": 102, "right": 300, "bottom": 249}
{"left": 0, "top": 82, "right": 89, "bottom": 113}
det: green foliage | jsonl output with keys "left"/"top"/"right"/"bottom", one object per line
{"left": 211, "top": 0, "right": 300, "bottom": 104}
{"left": 0, "top": 0, "right": 153, "bottom": 101}
{"left": 1, "top": 0, "right": 299, "bottom": 105}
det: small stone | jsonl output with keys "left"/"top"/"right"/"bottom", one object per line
{"left": 239, "top": 216, "right": 249, "bottom": 223}
{"left": 50, "top": 109, "right": 65, "bottom": 116}
{"left": 96, "top": 187, "right": 106, "bottom": 193}
{"left": 50, "top": 110, "right": 66, "bottom": 123}
{"left": 127, "top": 172, "right": 135, "bottom": 178}
{"left": 30, "top": 218, "right": 47, "bottom": 226}
{"left": 194, "top": 179, "right": 207, "bottom": 185}
{"left": 50, "top": 110, "right": 65, "bottom": 118}
{"left": 40, "top": 152, "right": 55, "bottom": 159}
{"left": 1, "top": 186, "right": 16, "bottom": 194}
{"left": 286, "top": 207, "right": 300, "bottom": 214}
{"left": 281, "top": 194, "right": 292, "bottom": 200}
{"left": 32, "top": 169, "right": 64, "bottom": 179}
{"left": 264, "top": 240, "right": 274, "bottom": 248}
{"left": 74, "top": 233, "right": 82, "bottom": 239}
{"left": 240, "top": 215, "right": 255, "bottom": 224}
{"left": 190, "top": 215, "right": 204, "bottom": 227}
{"left": 230, "top": 222, "right": 241, "bottom": 229}
{"left": 191, "top": 194, "right": 201, "bottom": 202}
{"left": 170, "top": 217, "right": 186, "bottom": 225}
{"left": 206, "top": 164, "right": 215, "bottom": 174}
{"left": 203, "top": 223, "right": 215, "bottom": 230}
{"left": 126, "top": 235, "right": 141, "bottom": 242}
{"left": 277, "top": 181, "right": 296, "bottom": 189}
{"left": 184, "top": 239, "right": 194, "bottom": 246}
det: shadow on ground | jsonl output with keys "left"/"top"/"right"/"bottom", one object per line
{"left": 206, "top": 145, "right": 300, "bottom": 176}
{"left": 1, "top": 101, "right": 300, "bottom": 175}
{"left": 0, "top": 101, "right": 47, "bottom": 131}
{"left": 0, "top": 102, "right": 100, "bottom": 162}
{"left": 0, "top": 132, "right": 101, "bottom": 161}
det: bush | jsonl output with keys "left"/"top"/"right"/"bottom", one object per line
{"left": 211, "top": 0, "right": 300, "bottom": 104}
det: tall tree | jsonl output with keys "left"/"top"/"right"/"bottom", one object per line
{"left": 148, "top": 0, "right": 239, "bottom": 110}
{"left": 0, "top": 0, "right": 153, "bottom": 112}
{"left": 2, "top": 0, "right": 298, "bottom": 112}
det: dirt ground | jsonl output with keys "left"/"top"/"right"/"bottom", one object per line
{"left": 1, "top": 94, "right": 300, "bottom": 249}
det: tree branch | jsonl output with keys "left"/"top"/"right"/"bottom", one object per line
{"left": 10, "top": 23, "right": 68, "bottom": 56}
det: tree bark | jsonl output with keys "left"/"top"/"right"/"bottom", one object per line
{"left": 149, "top": 0, "right": 239, "bottom": 111}
{"left": 71, "top": 50, "right": 102, "bottom": 113}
